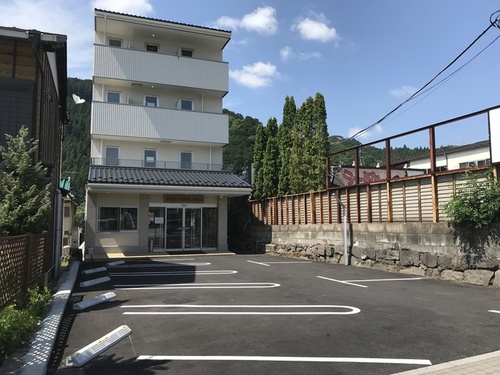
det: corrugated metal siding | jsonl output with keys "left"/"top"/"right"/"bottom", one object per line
{"left": 405, "top": 180, "right": 421, "bottom": 222}
{"left": 92, "top": 102, "right": 228, "bottom": 144}
{"left": 370, "top": 184, "right": 388, "bottom": 223}
{"left": 391, "top": 182, "right": 405, "bottom": 222}
{"left": 359, "top": 186, "right": 369, "bottom": 223}
{"left": 321, "top": 191, "right": 330, "bottom": 224}
{"left": 420, "top": 178, "right": 434, "bottom": 222}
{"left": 437, "top": 174, "right": 454, "bottom": 221}
{"left": 94, "top": 45, "right": 228, "bottom": 93}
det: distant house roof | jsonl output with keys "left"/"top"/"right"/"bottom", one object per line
{"left": 88, "top": 166, "right": 251, "bottom": 189}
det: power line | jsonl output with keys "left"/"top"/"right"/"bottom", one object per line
{"left": 334, "top": 10, "right": 500, "bottom": 151}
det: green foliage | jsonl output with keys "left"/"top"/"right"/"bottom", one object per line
{"left": 261, "top": 118, "right": 279, "bottom": 198}
{"left": 443, "top": 170, "right": 500, "bottom": 229}
{"left": 277, "top": 96, "right": 296, "bottom": 196}
{"left": 0, "top": 127, "right": 50, "bottom": 236}
{"left": 223, "top": 109, "right": 260, "bottom": 175}
{"left": 289, "top": 94, "right": 330, "bottom": 194}
{"left": 0, "top": 287, "right": 52, "bottom": 363}
{"left": 252, "top": 123, "right": 268, "bottom": 199}
{"left": 62, "top": 78, "right": 92, "bottom": 202}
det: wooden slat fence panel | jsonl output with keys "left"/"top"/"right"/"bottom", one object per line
{"left": 250, "top": 168, "right": 493, "bottom": 226}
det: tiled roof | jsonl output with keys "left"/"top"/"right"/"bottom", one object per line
{"left": 88, "top": 166, "right": 251, "bottom": 189}
{"left": 95, "top": 9, "right": 231, "bottom": 33}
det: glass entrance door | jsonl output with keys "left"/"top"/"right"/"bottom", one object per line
{"left": 184, "top": 208, "right": 201, "bottom": 249}
{"left": 165, "top": 208, "right": 202, "bottom": 250}
{"left": 148, "top": 207, "right": 165, "bottom": 248}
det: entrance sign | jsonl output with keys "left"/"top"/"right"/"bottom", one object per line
{"left": 164, "top": 195, "right": 204, "bottom": 203}
{"left": 489, "top": 108, "right": 500, "bottom": 165}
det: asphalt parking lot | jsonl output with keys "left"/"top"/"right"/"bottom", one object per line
{"left": 48, "top": 254, "right": 500, "bottom": 375}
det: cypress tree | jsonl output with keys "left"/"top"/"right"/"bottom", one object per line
{"left": 311, "top": 92, "right": 329, "bottom": 190}
{"left": 277, "top": 96, "right": 296, "bottom": 196}
{"left": 252, "top": 122, "right": 267, "bottom": 199}
{"left": 261, "top": 117, "right": 279, "bottom": 198}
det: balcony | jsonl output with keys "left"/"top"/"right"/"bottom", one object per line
{"left": 90, "top": 157, "right": 228, "bottom": 171}
{"left": 94, "top": 44, "right": 229, "bottom": 94}
{"left": 91, "top": 101, "right": 228, "bottom": 144}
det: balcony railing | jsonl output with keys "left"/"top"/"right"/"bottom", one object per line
{"left": 91, "top": 157, "right": 229, "bottom": 171}
{"left": 91, "top": 101, "right": 228, "bottom": 144}
{"left": 94, "top": 44, "right": 229, "bottom": 93}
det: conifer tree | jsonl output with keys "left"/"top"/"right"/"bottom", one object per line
{"left": 311, "top": 92, "right": 329, "bottom": 190}
{"left": 277, "top": 96, "right": 296, "bottom": 196}
{"left": 261, "top": 117, "right": 279, "bottom": 198}
{"left": 0, "top": 126, "right": 50, "bottom": 236}
{"left": 252, "top": 122, "right": 267, "bottom": 199}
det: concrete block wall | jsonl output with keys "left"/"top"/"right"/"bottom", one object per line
{"left": 251, "top": 223, "right": 500, "bottom": 288}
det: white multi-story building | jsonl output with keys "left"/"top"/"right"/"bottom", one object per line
{"left": 85, "top": 9, "right": 251, "bottom": 255}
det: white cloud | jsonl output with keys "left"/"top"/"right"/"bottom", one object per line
{"left": 292, "top": 13, "right": 340, "bottom": 43}
{"left": 229, "top": 62, "right": 279, "bottom": 89}
{"left": 92, "top": 0, "right": 153, "bottom": 15}
{"left": 280, "top": 46, "right": 321, "bottom": 62}
{"left": 390, "top": 86, "right": 418, "bottom": 99}
{"left": 280, "top": 46, "right": 293, "bottom": 61}
{"left": 347, "top": 124, "right": 383, "bottom": 139}
{"left": 0, "top": 0, "right": 155, "bottom": 78}
{"left": 215, "top": 6, "right": 277, "bottom": 35}
{"left": 0, "top": 0, "right": 96, "bottom": 78}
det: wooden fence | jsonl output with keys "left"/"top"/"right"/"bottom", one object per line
{"left": 251, "top": 167, "right": 490, "bottom": 226}
{"left": 0, "top": 233, "right": 47, "bottom": 309}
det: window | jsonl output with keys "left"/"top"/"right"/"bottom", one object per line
{"left": 144, "top": 95, "right": 158, "bottom": 107}
{"left": 180, "top": 152, "right": 192, "bottom": 169}
{"left": 105, "top": 147, "right": 119, "bottom": 166}
{"left": 108, "top": 38, "right": 122, "bottom": 47}
{"left": 146, "top": 44, "right": 159, "bottom": 52}
{"left": 107, "top": 91, "right": 120, "bottom": 103}
{"left": 144, "top": 149, "right": 157, "bottom": 168}
{"left": 478, "top": 159, "right": 491, "bottom": 166}
{"left": 181, "top": 48, "right": 193, "bottom": 57}
{"left": 177, "top": 99, "right": 193, "bottom": 111}
{"left": 98, "top": 207, "right": 138, "bottom": 232}
{"left": 459, "top": 162, "right": 467, "bottom": 169}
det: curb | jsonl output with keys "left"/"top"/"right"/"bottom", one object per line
{"left": 2, "top": 261, "right": 80, "bottom": 375}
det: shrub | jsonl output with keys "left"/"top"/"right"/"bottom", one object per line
{"left": 0, "top": 287, "right": 52, "bottom": 364}
{"left": 443, "top": 169, "right": 500, "bottom": 229}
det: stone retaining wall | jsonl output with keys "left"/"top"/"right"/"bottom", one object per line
{"left": 252, "top": 223, "right": 500, "bottom": 288}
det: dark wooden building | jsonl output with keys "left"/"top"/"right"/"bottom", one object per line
{"left": 0, "top": 26, "right": 68, "bottom": 275}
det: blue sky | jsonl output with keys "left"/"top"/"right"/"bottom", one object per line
{"left": 1, "top": 0, "right": 499, "bottom": 147}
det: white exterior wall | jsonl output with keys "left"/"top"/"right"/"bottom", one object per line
{"left": 409, "top": 146, "right": 490, "bottom": 170}
{"left": 90, "top": 139, "right": 223, "bottom": 165}
{"left": 95, "top": 32, "right": 223, "bottom": 61}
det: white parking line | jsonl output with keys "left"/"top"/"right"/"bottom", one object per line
{"left": 247, "top": 260, "right": 270, "bottom": 267}
{"left": 488, "top": 310, "right": 500, "bottom": 314}
{"left": 136, "top": 355, "right": 432, "bottom": 366}
{"left": 247, "top": 260, "right": 311, "bottom": 267}
{"left": 121, "top": 304, "right": 361, "bottom": 315}
{"left": 318, "top": 276, "right": 423, "bottom": 288}
{"left": 317, "top": 276, "right": 368, "bottom": 288}
{"left": 108, "top": 262, "right": 211, "bottom": 268}
{"left": 109, "top": 270, "right": 237, "bottom": 277}
{"left": 346, "top": 277, "right": 422, "bottom": 283}
{"left": 115, "top": 282, "right": 280, "bottom": 290}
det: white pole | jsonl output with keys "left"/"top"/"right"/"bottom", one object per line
{"left": 332, "top": 193, "right": 349, "bottom": 265}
